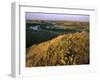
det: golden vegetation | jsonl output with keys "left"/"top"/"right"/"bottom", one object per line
{"left": 26, "top": 31, "right": 89, "bottom": 67}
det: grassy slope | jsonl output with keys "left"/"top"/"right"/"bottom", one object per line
{"left": 26, "top": 27, "right": 86, "bottom": 48}
{"left": 26, "top": 31, "right": 89, "bottom": 67}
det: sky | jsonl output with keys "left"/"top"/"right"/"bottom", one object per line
{"left": 26, "top": 12, "right": 89, "bottom": 22}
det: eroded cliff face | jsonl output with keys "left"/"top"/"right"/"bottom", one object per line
{"left": 26, "top": 31, "right": 89, "bottom": 67}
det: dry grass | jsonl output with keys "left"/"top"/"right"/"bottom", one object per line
{"left": 26, "top": 31, "right": 89, "bottom": 67}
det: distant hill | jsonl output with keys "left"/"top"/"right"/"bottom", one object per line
{"left": 26, "top": 31, "right": 89, "bottom": 67}
{"left": 26, "top": 20, "right": 89, "bottom": 27}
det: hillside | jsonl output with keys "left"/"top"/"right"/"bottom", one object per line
{"left": 26, "top": 31, "right": 89, "bottom": 67}
{"left": 26, "top": 20, "right": 89, "bottom": 48}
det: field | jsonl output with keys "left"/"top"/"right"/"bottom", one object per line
{"left": 26, "top": 20, "right": 89, "bottom": 67}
